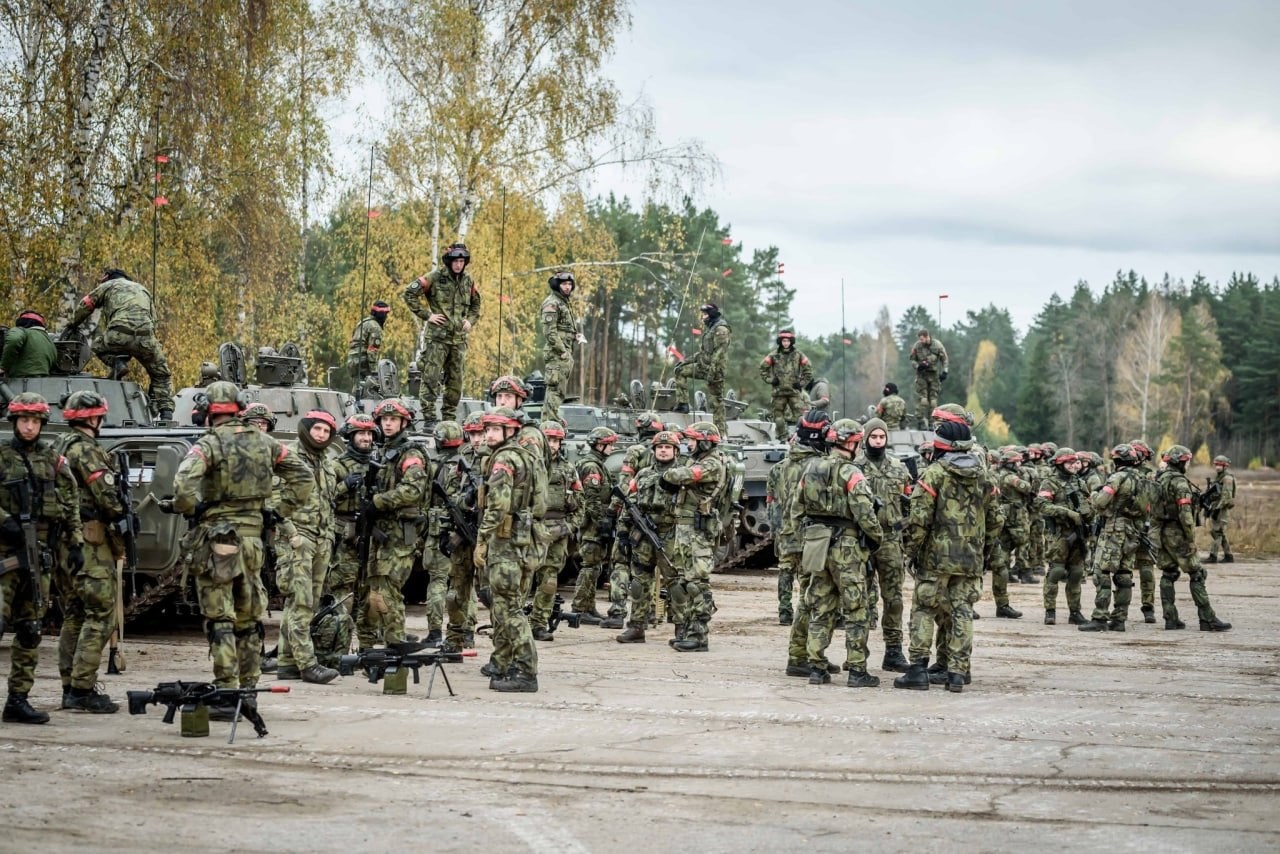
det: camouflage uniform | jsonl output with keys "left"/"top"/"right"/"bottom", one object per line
{"left": 539, "top": 276, "right": 581, "bottom": 422}
{"left": 274, "top": 425, "right": 338, "bottom": 674}
{"left": 1155, "top": 449, "right": 1229, "bottom": 630}
{"left": 875, "top": 393, "right": 908, "bottom": 430}
{"left": 674, "top": 307, "right": 732, "bottom": 434}
{"left": 990, "top": 454, "right": 1032, "bottom": 615}
{"left": 0, "top": 317, "right": 56, "bottom": 378}
{"left": 790, "top": 443, "right": 883, "bottom": 680}
{"left": 1083, "top": 452, "right": 1149, "bottom": 629}
{"left": 1035, "top": 454, "right": 1092, "bottom": 622}
{"left": 856, "top": 421, "right": 913, "bottom": 658}
{"left": 571, "top": 440, "right": 615, "bottom": 617}
{"left": 767, "top": 455, "right": 796, "bottom": 623}
{"left": 908, "top": 335, "right": 948, "bottom": 428}
{"left": 70, "top": 275, "right": 173, "bottom": 415}
{"left": 54, "top": 427, "right": 123, "bottom": 696}
{"left": 779, "top": 441, "right": 826, "bottom": 666}
{"left": 173, "top": 397, "right": 313, "bottom": 689}
{"left": 1207, "top": 460, "right": 1236, "bottom": 562}
{"left": 363, "top": 426, "right": 428, "bottom": 645}
{"left": 661, "top": 424, "right": 727, "bottom": 649}
{"left": 345, "top": 310, "right": 386, "bottom": 397}
{"left": 530, "top": 430, "right": 583, "bottom": 634}
{"left": 605, "top": 436, "right": 656, "bottom": 625}
{"left": 403, "top": 266, "right": 481, "bottom": 420}
{"left": 444, "top": 438, "right": 484, "bottom": 649}
{"left": 1, "top": 398, "right": 81, "bottom": 719}
{"left": 758, "top": 335, "right": 814, "bottom": 437}
{"left": 617, "top": 443, "right": 679, "bottom": 634}
{"left": 330, "top": 428, "right": 375, "bottom": 646}
{"left": 901, "top": 445, "right": 1001, "bottom": 683}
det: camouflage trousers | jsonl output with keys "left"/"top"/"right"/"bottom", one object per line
{"left": 326, "top": 543, "right": 378, "bottom": 649}
{"left": 1042, "top": 535, "right": 1087, "bottom": 612}
{"left": 277, "top": 534, "right": 328, "bottom": 670}
{"left": 445, "top": 546, "right": 479, "bottom": 649}
{"left": 776, "top": 549, "right": 798, "bottom": 621}
{"left": 1016, "top": 518, "right": 1045, "bottom": 574}
{"left": 607, "top": 548, "right": 629, "bottom": 618}
{"left": 530, "top": 527, "right": 571, "bottom": 630}
{"left": 571, "top": 536, "right": 609, "bottom": 614}
{"left": 669, "top": 525, "right": 715, "bottom": 643}
{"left": 56, "top": 543, "right": 117, "bottom": 690}
{"left": 542, "top": 352, "right": 573, "bottom": 424}
{"left": 488, "top": 541, "right": 537, "bottom": 676}
{"left": 95, "top": 327, "right": 173, "bottom": 413}
{"left": 191, "top": 529, "right": 267, "bottom": 690}
{"left": 420, "top": 546, "right": 450, "bottom": 633}
{"left": 786, "top": 557, "right": 815, "bottom": 665}
{"left": 805, "top": 533, "right": 871, "bottom": 672}
{"left": 769, "top": 390, "right": 807, "bottom": 438}
{"left": 1090, "top": 525, "right": 1138, "bottom": 624}
{"left": 623, "top": 528, "right": 675, "bottom": 629}
{"left": 1157, "top": 530, "right": 1220, "bottom": 624}
{"left": 363, "top": 529, "right": 416, "bottom": 646}
{"left": 913, "top": 372, "right": 941, "bottom": 428}
{"left": 1209, "top": 511, "right": 1232, "bottom": 558}
{"left": 1136, "top": 549, "right": 1155, "bottom": 610}
{"left": 2, "top": 546, "right": 52, "bottom": 696}
{"left": 907, "top": 571, "right": 981, "bottom": 675}
{"left": 869, "top": 538, "right": 905, "bottom": 646}
{"left": 416, "top": 331, "right": 467, "bottom": 420}
{"left": 673, "top": 363, "right": 726, "bottom": 435}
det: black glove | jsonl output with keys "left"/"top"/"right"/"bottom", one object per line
{"left": 658, "top": 477, "right": 681, "bottom": 493}
{"left": 940, "top": 370, "right": 948, "bottom": 381}
{"left": 66, "top": 544, "right": 85, "bottom": 572}
{"left": 792, "top": 381, "right": 803, "bottom": 390}
{"left": 770, "top": 377, "right": 780, "bottom": 387}
{"left": 343, "top": 472, "right": 364, "bottom": 491}
{"left": 0, "top": 516, "right": 23, "bottom": 546}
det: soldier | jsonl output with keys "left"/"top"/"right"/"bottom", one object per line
{"left": 473, "top": 406, "right": 539, "bottom": 691}
{"left": 330, "top": 414, "right": 378, "bottom": 648}
{"left": 767, "top": 435, "right": 797, "bottom": 626}
{"left": 790, "top": 418, "right": 883, "bottom": 686}
{"left": 345, "top": 300, "right": 391, "bottom": 398}
{"left": 674, "top": 303, "right": 732, "bottom": 434}
{"left": 540, "top": 271, "right": 587, "bottom": 423}
{"left": 615, "top": 430, "right": 682, "bottom": 643}
{"left": 239, "top": 402, "right": 276, "bottom": 433}
{"left": 805, "top": 377, "right": 832, "bottom": 411}
{"left": 1078, "top": 443, "right": 1150, "bottom": 632}
{"left": 1015, "top": 443, "right": 1049, "bottom": 583}
{"left": 857, "top": 417, "right": 913, "bottom": 670}
{"left": 420, "top": 420, "right": 467, "bottom": 644}
{"left": 441, "top": 411, "right": 487, "bottom": 651}
{"left": 660, "top": 422, "right": 727, "bottom": 652}
{"left": 1130, "top": 440, "right": 1158, "bottom": 622}
{"left": 194, "top": 361, "right": 222, "bottom": 388}
{"left": 989, "top": 447, "right": 1031, "bottom": 619}
{"left": 164, "top": 382, "right": 312, "bottom": 710}
{"left": 908, "top": 329, "right": 948, "bottom": 429}
{"left": 1155, "top": 445, "right": 1231, "bottom": 632}
{"left": 273, "top": 410, "right": 340, "bottom": 683}
{"left": 1035, "top": 447, "right": 1093, "bottom": 626}
{"left": 69, "top": 269, "right": 174, "bottom": 420}
{"left": 403, "top": 243, "right": 481, "bottom": 422}
{"left": 894, "top": 420, "right": 1000, "bottom": 693}
{"left": 0, "top": 394, "right": 81, "bottom": 724}
{"left": 602, "top": 413, "right": 663, "bottom": 629}
{"left": 530, "top": 421, "right": 582, "bottom": 640}
{"left": 362, "top": 399, "right": 428, "bottom": 646}
{"left": 570, "top": 426, "right": 618, "bottom": 623}
{"left": 759, "top": 329, "right": 814, "bottom": 437}
{"left": 1206, "top": 455, "right": 1236, "bottom": 563}
{"left": 874, "top": 383, "right": 908, "bottom": 430}
{"left": 54, "top": 391, "right": 124, "bottom": 713}
{"left": 1, "top": 311, "right": 56, "bottom": 379}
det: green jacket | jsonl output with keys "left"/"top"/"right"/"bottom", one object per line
{"left": 903, "top": 451, "right": 1000, "bottom": 576}
{"left": 1, "top": 326, "right": 56, "bottom": 378}
{"left": 403, "top": 269, "right": 481, "bottom": 336}
{"left": 692, "top": 316, "right": 732, "bottom": 382}
{"left": 0, "top": 437, "right": 83, "bottom": 551}
{"left": 909, "top": 338, "right": 948, "bottom": 375}
{"left": 345, "top": 316, "right": 384, "bottom": 377}
{"left": 71, "top": 277, "right": 156, "bottom": 332}
{"left": 540, "top": 290, "right": 579, "bottom": 359}
{"left": 875, "top": 395, "right": 907, "bottom": 429}
{"left": 759, "top": 346, "right": 813, "bottom": 391}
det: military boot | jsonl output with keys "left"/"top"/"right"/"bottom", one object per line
{"left": 1142, "top": 606, "right": 1156, "bottom": 624}
{"left": 260, "top": 656, "right": 278, "bottom": 674}
{"left": 946, "top": 672, "right": 965, "bottom": 693}
{"left": 276, "top": 664, "right": 302, "bottom": 680}
{"left": 1222, "top": 554, "right": 1234, "bottom": 563}
{"left": 492, "top": 670, "right": 539, "bottom": 693}
{"left": 673, "top": 637, "right": 708, "bottom": 652}
{"left": 480, "top": 659, "right": 502, "bottom": 677}
{"left": 882, "top": 646, "right": 910, "bottom": 673}
{"left": 532, "top": 626, "right": 555, "bottom": 642}
{"left": 893, "top": 660, "right": 930, "bottom": 691}
{"left": 462, "top": 632, "right": 476, "bottom": 648}
{"left": 668, "top": 626, "right": 687, "bottom": 647}
{"left": 1044, "top": 609, "right": 1056, "bottom": 625}
{"left": 1205, "top": 553, "right": 1218, "bottom": 563}
{"left": 1078, "top": 619, "right": 1110, "bottom": 632}
{"left": 599, "top": 614, "right": 625, "bottom": 630}
{"left": 61, "top": 685, "right": 73, "bottom": 709}
{"left": 4, "top": 694, "right": 50, "bottom": 725}
{"left": 1106, "top": 620, "right": 1126, "bottom": 632}
{"left": 64, "top": 686, "right": 120, "bottom": 714}
{"left": 1165, "top": 618, "right": 1186, "bottom": 630}
{"left": 425, "top": 629, "right": 443, "bottom": 645}
{"left": 616, "top": 626, "right": 646, "bottom": 643}
{"left": 157, "top": 409, "right": 173, "bottom": 423}
{"left": 302, "top": 664, "right": 339, "bottom": 684}
{"left": 1068, "top": 610, "right": 1086, "bottom": 625}
{"left": 787, "top": 659, "right": 838, "bottom": 677}
{"left": 577, "top": 608, "right": 604, "bottom": 626}
{"left": 996, "top": 604, "right": 1023, "bottom": 619}
{"left": 1199, "top": 618, "right": 1232, "bottom": 632}
{"left": 846, "top": 670, "right": 880, "bottom": 688}
{"left": 808, "top": 665, "right": 831, "bottom": 685}
{"left": 778, "top": 610, "right": 793, "bottom": 626}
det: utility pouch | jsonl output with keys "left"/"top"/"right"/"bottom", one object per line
{"left": 82, "top": 520, "right": 108, "bottom": 547}
{"left": 801, "top": 524, "right": 834, "bottom": 575}
{"left": 496, "top": 515, "right": 514, "bottom": 540}
{"left": 208, "top": 523, "right": 242, "bottom": 584}
{"left": 400, "top": 519, "right": 420, "bottom": 547}
{"left": 512, "top": 510, "right": 533, "bottom": 547}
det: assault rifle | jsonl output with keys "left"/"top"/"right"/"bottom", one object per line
{"left": 127, "top": 681, "right": 289, "bottom": 743}
{"left": 2, "top": 477, "right": 49, "bottom": 616}
{"left": 1199, "top": 478, "right": 1221, "bottom": 522}
{"left": 338, "top": 641, "right": 469, "bottom": 698}
{"left": 1137, "top": 524, "right": 1159, "bottom": 564}
{"left": 354, "top": 458, "right": 387, "bottom": 596}
{"left": 610, "top": 484, "right": 671, "bottom": 568}
{"left": 1064, "top": 489, "right": 1091, "bottom": 550}
{"left": 431, "top": 466, "right": 476, "bottom": 557}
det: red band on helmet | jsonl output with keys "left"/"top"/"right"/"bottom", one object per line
{"left": 370, "top": 303, "right": 390, "bottom": 314}
{"left": 7, "top": 400, "right": 50, "bottom": 416}
{"left": 304, "top": 410, "right": 337, "bottom": 429}
{"left": 62, "top": 405, "right": 109, "bottom": 420}
{"left": 17, "top": 311, "right": 45, "bottom": 325}
{"left": 208, "top": 402, "right": 239, "bottom": 415}
{"left": 931, "top": 407, "right": 967, "bottom": 425}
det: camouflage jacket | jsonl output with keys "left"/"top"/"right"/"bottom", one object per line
{"left": 274, "top": 440, "right": 337, "bottom": 542}
{"left": 909, "top": 338, "right": 948, "bottom": 375}
{"left": 1034, "top": 468, "right": 1093, "bottom": 537}
{"left": 1155, "top": 468, "right": 1198, "bottom": 541}
{"left": 371, "top": 433, "right": 428, "bottom": 524}
{"left": 617, "top": 442, "right": 655, "bottom": 488}
{"left": 1, "top": 325, "right": 56, "bottom": 378}
{"left": 771, "top": 442, "right": 822, "bottom": 555}
{"left": 403, "top": 268, "right": 481, "bottom": 336}
{"left": 1212, "top": 470, "right": 1236, "bottom": 512}
{"left": 692, "top": 316, "right": 732, "bottom": 382}
{"left": 875, "top": 395, "right": 907, "bottom": 429}
{"left": 661, "top": 448, "right": 727, "bottom": 526}
{"left": 1091, "top": 466, "right": 1148, "bottom": 536}
{"left": 333, "top": 448, "right": 374, "bottom": 518}
{"left": 71, "top": 277, "right": 156, "bottom": 332}
{"left": 855, "top": 449, "right": 913, "bottom": 536}
{"left": 545, "top": 449, "right": 583, "bottom": 523}
{"left": 478, "top": 441, "right": 532, "bottom": 542}
{"left": 903, "top": 451, "right": 1000, "bottom": 576}
{"left": 540, "top": 290, "right": 579, "bottom": 359}
{"left": 759, "top": 347, "right": 813, "bottom": 391}
{"left": 996, "top": 465, "right": 1033, "bottom": 542}
{"left": 345, "top": 316, "right": 384, "bottom": 377}
{"left": 55, "top": 431, "right": 125, "bottom": 550}
{"left": 174, "top": 417, "right": 313, "bottom": 528}
{"left": 787, "top": 453, "right": 882, "bottom": 553}
{"left": 576, "top": 449, "right": 613, "bottom": 528}
{"left": 627, "top": 459, "right": 679, "bottom": 533}
{"left": 0, "top": 437, "right": 82, "bottom": 551}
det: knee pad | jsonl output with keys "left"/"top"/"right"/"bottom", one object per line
{"left": 15, "top": 619, "right": 42, "bottom": 648}
{"left": 628, "top": 577, "right": 650, "bottom": 601}
{"left": 1114, "top": 572, "right": 1134, "bottom": 590}
{"left": 667, "top": 581, "right": 690, "bottom": 605}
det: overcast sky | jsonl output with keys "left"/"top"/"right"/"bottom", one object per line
{"left": 588, "top": 0, "right": 1280, "bottom": 336}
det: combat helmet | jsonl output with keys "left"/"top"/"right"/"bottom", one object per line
{"left": 682, "top": 421, "right": 721, "bottom": 451}
{"left": 548, "top": 270, "right": 575, "bottom": 293}
{"left": 651, "top": 430, "right": 681, "bottom": 449}
{"left": 442, "top": 243, "right": 471, "bottom": 266}
{"left": 298, "top": 410, "right": 337, "bottom": 451}
{"left": 434, "top": 420, "right": 464, "bottom": 448}
{"left": 481, "top": 405, "right": 522, "bottom": 430}
{"left": 489, "top": 374, "right": 528, "bottom": 402}
{"left": 1110, "top": 443, "right": 1139, "bottom": 466}
{"left": 372, "top": 398, "right": 413, "bottom": 424}
{"left": 776, "top": 329, "right": 796, "bottom": 348}
{"left": 795, "top": 409, "right": 832, "bottom": 450}
{"left": 539, "top": 420, "right": 566, "bottom": 440}
{"left": 826, "top": 418, "right": 864, "bottom": 450}
{"left": 240, "top": 402, "right": 277, "bottom": 431}
{"left": 462, "top": 412, "right": 485, "bottom": 434}
{"left": 635, "top": 411, "right": 663, "bottom": 436}
{"left": 587, "top": 426, "right": 618, "bottom": 450}
{"left": 1161, "top": 444, "right": 1192, "bottom": 468}
{"left": 205, "top": 381, "right": 242, "bottom": 416}
{"left": 342, "top": 413, "right": 377, "bottom": 437}
{"left": 1213, "top": 455, "right": 1231, "bottom": 467}
{"left": 62, "top": 390, "right": 109, "bottom": 424}
{"left": 6, "top": 392, "right": 50, "bottom": 422}
{"left": 1051, "top": 447, "right": 1077, "bottom": 466}
{"left": 931, "top": 403, "right": 969, "bottom": 425}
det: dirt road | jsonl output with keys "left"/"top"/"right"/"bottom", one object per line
{"left": 2, "top": 560, "right": 1278, "bottom": 852}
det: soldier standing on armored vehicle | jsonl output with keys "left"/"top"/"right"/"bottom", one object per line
{"left": 540, "top": 271, "right": 587, "bottom": 424}
{"left": 1, "top": 311, "right": 56, "bottom": 379}
{"left": 1155, "top": 445, "right": 1231, "bottom": 632}
{"left": 163, "top": 381, "right": 312, "bottom": 715}
{"left": 805, "top": 377, "right": 831, "bottom": 412}
{"left": 874, "top": 383, "right": 907, "bottom": 430}
{"left": 1205, "top": 455, "right": 1236, "bottom": 564}
{"left": 345, "top": 301, "right": 391, "bottom": 399}
{"left": 273, "top": 410, "right": 340, "bottom": 684}
{"left": 908, "top": 329, "right": 948, "bottom": 429}
{"left": 759, "top": 329, "right": 813, "bottom": 438}
{"left": 571, "top": 426, "right": 618, "bottom": 624}
{"left": 68, "top": 270, "right": 175, "bottom": 421}
{"left": 1, "top": 393, "right": 82, "bottom": 724}
{"left": 54, "top": 391, "right": 125, "bottom": 713}
{"left": 331, "top": 414, "right": 378, "bottom": 647}
{"left": 857, "top": 417, "right": 914, "bottom": 671}
{"left": 403, "top": 243, "right": 481, "bottom": 423}
{"left": 674, "top": 303, "right": 732, "bottom": 434}
{"left": 530, "top": 420, "right": 582, "bottom": 641}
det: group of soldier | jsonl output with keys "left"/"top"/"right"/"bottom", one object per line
{"left": 769, "top": 399, "right": 1236, "bottom": 694}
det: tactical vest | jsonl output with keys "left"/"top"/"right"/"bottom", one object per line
{"left": 0, "top": 440, "right": 62, "bottom": 524}
{"left": 798, "top": 456, "right": 856, "bottom": 520}
{"left": 201, "top": 424, "right": 277, "bottom": 503}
